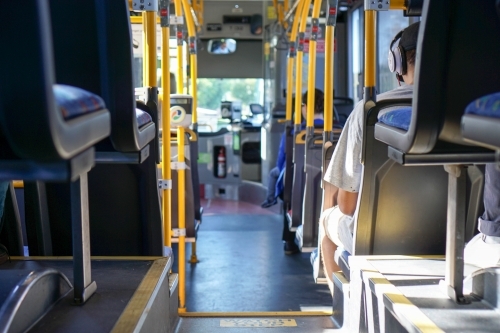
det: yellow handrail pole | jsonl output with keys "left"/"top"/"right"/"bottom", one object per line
{"left": 160, "top": 4, "right": 172, "bottom": 249}
{"left": 324, "top": 0, "right": 338, "bottom": 133}
{"left": 285, "top": 0, "right": 303, "bottom": 123}
{"left": 180, "top": 0, "right": 197, "bottom": 124}
{"left": 294, "top": 0, "right": 312, "bottom": 127}
{"left": 180, "top": 0, "right": 200, "bottom": 265}
{"left": 305, "top": 0, "right": 322, "bottom": 128}
{"left": 364, "top": 10, "right": 377, "bottom": 89}
{"left": 142, "top": 12, "right": 148, "bottom": 86}
{"left": 174, "top": 0, "right": 184, "bottom": 93}
{"left": 324, "top": 24, "right": 333, "bottom": 132}
{"left": 177, "top": 127, "right": 187, "bottom": 312}
{"left": 146, "top": 11, "right": 157, "bottom": 87}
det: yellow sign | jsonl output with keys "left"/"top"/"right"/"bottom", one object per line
{"left": 220, "top": 319, "right": 297, "bottom": 327}
{"left": 267, "top": 6, "right": 277, "bottom": 19}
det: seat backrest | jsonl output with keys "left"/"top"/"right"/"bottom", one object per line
{"left": 375, "top": 0, "right": 500, "bottom": 154}
{"left": 354, "top": 100, "right": 448, "bottom": 255}
{"left": 49, "top": 0, "right": 154, "bottom": 153}
{"left": 0, "top": 0, "right": 109, "bottom": 161}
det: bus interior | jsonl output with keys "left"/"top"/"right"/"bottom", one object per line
{"left": 1, "top": 0, "right": 500, "bottom": 332}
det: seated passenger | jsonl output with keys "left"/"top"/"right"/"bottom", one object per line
{"left": 319, "top": 21, "right": 420, "bottom": 294}
{"left": 464, "top": 163, "right": 500, "bottom": 268}
{"left": 261, "top": 89, "right": 325, "bottom": 208}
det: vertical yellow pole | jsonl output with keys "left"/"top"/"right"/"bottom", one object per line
{"left": 146, "top": 11, "right": 157, "bottom": 87}
{"left": 295, "top": 0, "right": 311, "bottom": 126}
{"left": 142, "top": 12, "right": 148, "bottom": 86}
{"left": 286, "top": 0, "right": 304, "bottom": 122}
{"left": 174, "top": 0, "right": 184, "bottom": 93}
{"left": 177, "top": 126, "right": 186, "bottom": 312}
{"left": 324, "top": 24, "right": 333, "bottom": 132}
{"left": 161, "top": 26, "right": 172, "bottom": 248}
{"left": 364, "top": 10, "right": 377, "bottom": 88}
{"left": 180, "top": 0, "right": 197, "bottom": 123}
{"left": 306, "top": 0, "right": 322, "bottom": 128}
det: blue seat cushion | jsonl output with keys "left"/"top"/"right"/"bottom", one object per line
{"left": 135, "top": 108, "right": 153, "bottom": 128}
{"left": 53, "top": 84, "right": 106, "bottom": 120}
{"left": 378, "top": 107, "right": 412, "bottom": 131}
{"left": 465, "top": 92, "right": 500, "bottom": 118}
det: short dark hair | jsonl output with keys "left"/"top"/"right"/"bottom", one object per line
{"left": 302, "top": 88, "right": 324, "bottom": 115}
{"left": 406, "top": 49, "right": 416, "bottom": 67}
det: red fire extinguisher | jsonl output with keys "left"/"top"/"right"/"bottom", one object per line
{"left": 217, "top": 148, "right": 226, "bottom": 178}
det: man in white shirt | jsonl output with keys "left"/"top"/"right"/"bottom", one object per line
{"left": 319, "top": 21, "right": 420, "bottom": 295}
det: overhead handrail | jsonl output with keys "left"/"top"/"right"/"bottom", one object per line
{"left": 285, "top": 0, "right": 304, "bottom": 124}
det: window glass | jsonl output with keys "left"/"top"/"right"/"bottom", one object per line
{"left": 196, "top": 78, "right": 264, "bottom": 132}
{"left": 350, "top": 7, "right": 362, "bottom": 104}
{"left": 377, "top": 11, "right": 410, "bottom": 93}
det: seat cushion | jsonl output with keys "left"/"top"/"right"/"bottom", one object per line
{"left": 53, "top": 84, "right": 106, "bottom": 120}
{"left": 378, "top": 107, "right": 412, "bottom": 131}
{"left": 465, "top": 92, "right": 500, "bottom": 118}
{"left": 135, "top": 108, "right": 153, "bottom": 128}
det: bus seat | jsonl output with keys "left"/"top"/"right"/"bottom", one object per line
{"left": 334, "top": 97, "right": 354, "bottom": 126}
{"left": 136, "top": 108, "right": 154, "bottom": 129}
{"left": 0, "top": 0, "right": 111, "bottom": 305}
{"left": 370, "top": 0, "right": 499, "bottom": 306}
{"left": 49, "top": 0, "right": 156, "bottom": 155}
{"left": 462, "top": 92, "right": 500, "bottom": 150}
{"left": 39, "top": 0, "right": 164, "bottom": 257}
{"left": 374, "top": 0, "right": 500, "bottom": 154}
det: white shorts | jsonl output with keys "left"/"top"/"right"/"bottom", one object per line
{"left": 320, "top": 206, "right": 354, "bottom": 254}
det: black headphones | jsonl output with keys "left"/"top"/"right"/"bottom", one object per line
{"left": 387, "top": 29, "right": 406, "bottom": 82}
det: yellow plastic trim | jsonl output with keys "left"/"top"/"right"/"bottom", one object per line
{"left": 389, "top": 0, "right": 407, "bottom": 10}
{"left": 13, "top": 181, "right": 23, "bottom": 188}
{"left": 130, "top": 16, "right": 162, "bottom": 24}
{"left": 277, "top": 119, "right": 287, "bottom": 123}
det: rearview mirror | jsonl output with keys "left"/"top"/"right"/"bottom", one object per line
{"left": 207, "top": 39, "right": 237, "bottom": 55}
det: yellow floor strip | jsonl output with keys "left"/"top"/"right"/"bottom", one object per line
{"left": 179, "top": 311, "right": 332, "bottom": 317}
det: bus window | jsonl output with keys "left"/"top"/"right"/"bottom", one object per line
{"left": 377, "top": 11, "right": 412, "bottom": 93}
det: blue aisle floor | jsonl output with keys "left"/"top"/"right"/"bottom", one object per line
{"left": 172, "top": 199, "right": 332, "bottom": 313}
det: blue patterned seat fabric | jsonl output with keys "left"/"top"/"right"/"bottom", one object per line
{"left": 53, "top": 84, "right": 105, "bottom": 120}
{"left": 465, "top": 92, "right": 500, "bottom": 118}
{"left": 135, "top": 108, "right": 152, "bottom": 128}
{"left": 378, "top": 107, "right": 412, "bottom": 131}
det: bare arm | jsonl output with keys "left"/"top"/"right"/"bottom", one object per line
{"left": 322, "top": 181, "right": 339, "bottom": 211}
{"left": 338, "top": 189, "right": 358, "bottom": 216}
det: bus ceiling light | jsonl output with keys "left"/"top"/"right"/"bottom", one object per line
{"left": 235, "top": 5, "right": 239, "bottom": 8}
{"left": 339, "top": 5, "right": 348, "bottom": 11}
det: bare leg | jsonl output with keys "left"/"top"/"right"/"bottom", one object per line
{"left": 319, "top": 211, "right": 341, "bottom": 296}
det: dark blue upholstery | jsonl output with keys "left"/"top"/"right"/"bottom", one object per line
{"left": 378, "top": 107, "right": 412, "bottom": 131}
{"left": 135, "top": 109, "right": 152, "bottom": 129}
{"left": 53, "top": 84, "right": 105, "bottom": 120}
{"left": 465, "top": 92, "right": 500, "bottom": 118}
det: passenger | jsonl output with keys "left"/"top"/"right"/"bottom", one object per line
{"left": 213, "top": 41, "right": 230, "bottom": 54}
{"left": 0, "top": 181, "right": 10, "bottom": 264}
{"left": 261, "top": 88, "right": 325, "bottom": 209}
{"left": 464, "top": 163, "right": 500, "bottom": 268}
{"left": 319, "top": 21, "right": 420, "bottom": 294}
